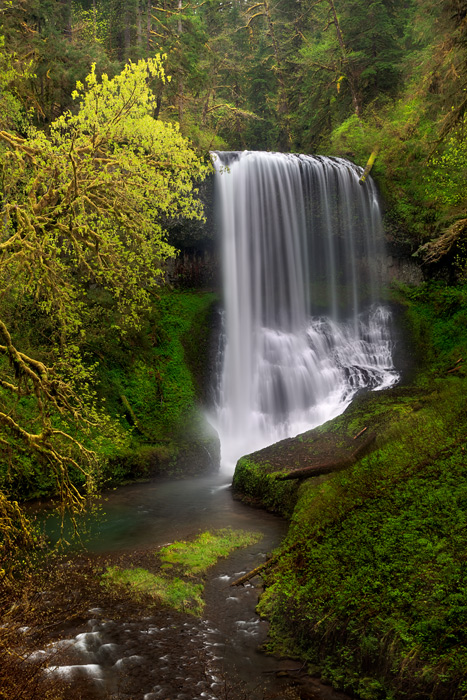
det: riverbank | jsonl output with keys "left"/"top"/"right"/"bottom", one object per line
{"left": 1, "top": 472, "right": 351, "bottom": 700}
{"left": 232, "top": 282, "right": 467, "bottom": 699}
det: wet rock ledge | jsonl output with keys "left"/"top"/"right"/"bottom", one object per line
{"left": 232, "top": 385, "right": 427, "bottom": 517}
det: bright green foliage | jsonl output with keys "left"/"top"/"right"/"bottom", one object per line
{"left": 102, "top": 566, "right": 204, "bottom": 615}
{"left": 102, "top": 528, "right": 262, "bottom": 615}
{"left": 425, "top": 129, "right": 467, "bottom": 209}
{"left": 159, "top": 528, "right": 262, "bottom": 575}
{"left": 1, "top": 57, "right": 209, "bottom": 338}
{"left": 0, "top": 59, "right": 209, "bottom": 548}
{"left": 0, "top": 36, "right": 34, "bottom": 131}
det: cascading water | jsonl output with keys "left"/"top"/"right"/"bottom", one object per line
{"left": 212, "top": 151, "right": 398, "bottom": 472}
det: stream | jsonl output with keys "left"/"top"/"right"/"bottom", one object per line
{"left": 37, "top": 471, "right": 350, "bottom": 700}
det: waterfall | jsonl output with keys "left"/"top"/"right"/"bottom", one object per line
{"left": 211, "top": 151, "right": 398, "bottom": 472}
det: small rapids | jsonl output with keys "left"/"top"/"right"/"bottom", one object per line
{"left": 29, "top": 612, "right": 234, "bottom": 699}
{"left": 27, "top": 476, "right": 304, "bottom": 699}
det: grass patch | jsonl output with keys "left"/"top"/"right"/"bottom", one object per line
{"left": 102, "top": 528, "right": 262, "bottom": 615}
{"left": 102, "top": 566, "right": 204, "bottom": 615}
{"left": 160, "top": 528, "right": 262, "bottom": 575}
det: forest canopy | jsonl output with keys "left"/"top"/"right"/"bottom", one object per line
{"left": 2, "top": 0, "right": 465, "bottom": 259}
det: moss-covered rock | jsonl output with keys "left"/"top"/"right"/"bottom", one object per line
{"left": 104, "top": 412, "right": 220, "bottom": 484}
{"left": 232, "top": 456, "right": 299, "bottom": 517}
{"left": 232, "top": 384, "right": 430, "bottom": 516}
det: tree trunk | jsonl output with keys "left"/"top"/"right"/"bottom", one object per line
{"left": 92, "top": 0, "right": 97, "bottom": 41}
{"left": 327, "top": 0, "right": 362, "bottom": 118}
{"left": 136, "top": 0, "right": 143, "bottom": 49}
{"left": 146, "top": 0, "right": 152, "bottom": 51}
{"left": 60, "top": 0, "right": 72, "bottom": 41}
{"left": 275, "top": 433, "right": 376, "bottom": 481}
{"left": 177, "top": 0, "right": 183, "bottom": 124}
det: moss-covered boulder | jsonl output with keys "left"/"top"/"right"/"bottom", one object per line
{"left": 232, "top": 384, "right": 429, "bottom": 516}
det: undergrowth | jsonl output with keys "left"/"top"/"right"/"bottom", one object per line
{"left": 96, "top": 289, "right": 217, "bottom": 443}
{"left": 255, "top": 281, "right": 467, "bottom": 699}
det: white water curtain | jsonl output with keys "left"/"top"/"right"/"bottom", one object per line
{"left": 211, "top": 151, "right": 398, "bottom": 472}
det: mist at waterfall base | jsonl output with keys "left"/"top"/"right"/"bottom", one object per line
{"left": 210, "top": 151, "right": 399, "bottom": 473}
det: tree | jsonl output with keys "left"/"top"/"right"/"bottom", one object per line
{"left": 0, "top": 56, "right": 210, "bottom": 556}
{"left": 290, "top": 0, "right": 410, "bottom": 150}
{"left": 1, "top": 0, "right": 119, "bottom": 126}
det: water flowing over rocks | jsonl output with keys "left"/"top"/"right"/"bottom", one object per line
{"left": 211, "top": 151, "right": 398, "bottom": 471}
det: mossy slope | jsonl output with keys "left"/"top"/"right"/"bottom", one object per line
{"left": 88, "top": 289, "right": 220, "bottom": 485}
{"left": 233, "top": 282, "right": 467, "bottom": 699}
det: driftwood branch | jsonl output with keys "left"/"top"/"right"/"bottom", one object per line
{"left": 418, "top": 218, "right": 467, "bottom": 264}
{"left": 274, "top": 433, "right": 376, "bottom": 482}
{"left": 230, "top": 541, "right": 303, "bottom": 587}
{"left": 353, "top": 426, "right": 368, "bottom": 439}
{"left": 447, "top": 357, "right": 463, "bottom": 374}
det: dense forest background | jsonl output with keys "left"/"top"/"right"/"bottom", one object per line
{"left": 2, "top": 0, "right": 466, "bottom": 249}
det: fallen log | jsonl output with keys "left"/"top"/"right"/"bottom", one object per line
{"left": 274, "top": 433, "right": 376, "bottom": 481}
{"left": 359, "top": 148, "right": 379, "bottom": 184}
{"left": 274, "top": 461, "right": 349, "bottom": 480}
{"left": 229, "top": 559, "right": 274, "bottom": 587}
{"left": 447, "top": 357, "right": 463, "bottom": 374}
{"left": 353, "top": 426, "right": 368, "bottom": 439}
{"left": 230, "top": 541, "right": 301, "bottom": 586}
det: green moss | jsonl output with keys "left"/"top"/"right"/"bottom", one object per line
{"left": 102, "top": 528, "right": 262, "bottom": 616}
{"left": 159, "top": 528, "right": 262, "bottom": 574}
{"left": 259, "top": 437, "right": 467, "bottom": 697}
{"left": 101, "top": 566, "right": 204, "bottom": 615}
{"left": 392, "top": 282, "right": 467, "bottom": 382}
{"left": 233, "top": 458, "right": 299, "bottom": 517}
{"left": 96, "top": 290, "right": 218, "bottom": 442}
{"left": 91, "top": 289, "right": 219, "bottom": 485}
